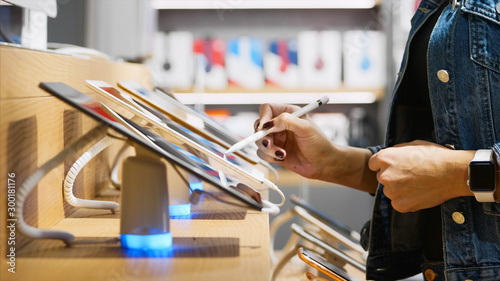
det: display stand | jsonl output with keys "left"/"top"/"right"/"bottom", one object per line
{"left": 120, "top": 144, "right": 172, "bottom": 250}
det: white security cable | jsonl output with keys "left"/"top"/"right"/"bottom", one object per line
{"left": 258, "top": 178, "right": 285, "bottom": 215}
{"left": 263, "top": 178, "right": 285, "bottom": 208}
{"left": 221, "top": 153, "right": 285, "bottom": 213}
{"left": 261, "top": 199, "right": 281, "bottom": 215}
{"left": 16, "top": 126, "right": 118, "bottom": 245}
{"left": 220, "top": 154, "right": 283, "bottom": 214}
{"left": 64, "top": 135, "right": 119, "bottom": 212}
{"left": 260, "top": 160, "right": 279, "bottom": 183}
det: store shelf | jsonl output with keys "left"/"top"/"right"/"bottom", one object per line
{"left": 151, "top": 0, "right": 381, "bottom": 10}
{"left": 173, "top": 85, "right": 384, "bottom": 105}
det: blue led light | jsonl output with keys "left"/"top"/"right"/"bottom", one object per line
{"left": 121, "top": 232, "right": 173, "bottom": 250}
{"left": 189, "top": 181, "right": 204, "bottom": 191}
{"left": 169, "top": 203, "right": 191, "bottom": 216}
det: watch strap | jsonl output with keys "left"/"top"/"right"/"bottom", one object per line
{"left": 471, "top": 149, "right": 493, "bottom": 162}
{"left": 474, "top": 192, "right": 496, "bottom": 202}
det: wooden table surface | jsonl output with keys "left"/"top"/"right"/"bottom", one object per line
{"left": 1, "top": 203, "right": 271, "bottom": 281}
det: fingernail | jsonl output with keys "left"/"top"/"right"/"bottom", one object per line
{"left": 263, "top": 120, "right": 274, "bottom": 130}
{"left": 262, "top": 140, "right": 269, "bottom": 148}
{"left": 275, "top": 150, "right": 284, "bottom": 159}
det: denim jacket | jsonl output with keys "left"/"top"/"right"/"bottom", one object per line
{"left": 364, "top": 0, "right": 500, "bottom": 280}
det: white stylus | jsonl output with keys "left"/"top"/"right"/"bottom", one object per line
{"left": 225, "top": 95, "right": 329, "bottom": 155}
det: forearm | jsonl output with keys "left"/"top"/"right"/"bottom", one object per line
{"left": 316, "top": 145, "right": 378, "bottom": 194}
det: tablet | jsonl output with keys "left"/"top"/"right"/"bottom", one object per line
{"left": 84, "top": 80, "right": 267, "bottom": 191}
{"left": 39, "top": 82, "right": 263, "bottom": 211}
{"left": 116, "top": 80, "right": 260, "bottom": 164}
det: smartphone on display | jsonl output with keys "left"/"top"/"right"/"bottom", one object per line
{"left": 291, "top": 224, "right": 366, "bottom": 273}
{"left": 297, "top": 247, "right": 353, "bottom": 281}
{"left": 39, "top": 82, "right": 264, "bottom": 212}
{"left": 290, "top": 194, "right": 360, "bottom": 243}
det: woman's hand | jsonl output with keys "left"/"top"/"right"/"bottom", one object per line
{"left": 368, "top": 140, "right": 475, "bottom": 212}
{"left": 254, "top": 103, "right": 337, "bottom": 180}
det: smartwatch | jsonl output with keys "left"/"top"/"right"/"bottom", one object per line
{"left": 468, "top": 149, "right": 497, "bottom": 202}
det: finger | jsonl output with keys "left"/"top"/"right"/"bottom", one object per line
{"left": 274, "top": 149, "right": 286, "bottom": 161}
{"left": 255, "top": 137, "right": 276, "bottom": 157}
{"left": 368, "top": 152, "right": 380, "bottom": 172}
{"left": 256, "top": 148, "right": 284, "bottom": 163}
{"left": 256, "top": 104, "right": 274, "bottom": 132}
{"left": 381, "top": 185, "right": 413, "bottom": 212}
{"left": 253, "top": 119, "right": 260, "bottom": 132}
{"left": 264, "top": 112, "right": 318, "bottom": 138}
{"left": 257, "top": 104, "right": 301, "bottom": 131}
{"left": 257, "top": 103, "right": 286, "bottom": 130}
{"left": 381, "top": 183, "right": 393, "bottom": 199}
{"left": 256, "top": 137, "right": 287, "bottom": 161}
{"left": 257, "top": 137, "right": 270, "bottom": 149}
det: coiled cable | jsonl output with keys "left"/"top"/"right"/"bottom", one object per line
{"left": 16, "top": 126, "right": 119, "bottom": 245}
{"left": 63, "top": 135, "right": 119, "bottom": 212}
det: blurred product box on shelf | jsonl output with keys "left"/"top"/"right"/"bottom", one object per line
{"left": 264, "top": 38, "right": 299, "bottom": 89}
{"left": 297, "top": 31, "right": 342, "bottom": 89}
{"left": 343, "top": 30, "right": 386, "bottom": 89}
{"left": 148, "top": 30, "right": 387, "bottom": 93}
{"left": 226, "top": 37, "right": 265, "bottom": 89}
{"left": 149, "top": 31, "right": 194, "bottom": 90}
{"left": 193, "top": 37, "right": 228, "bottom": 90}
{"left": 310, "top": 113, "right": 349, "bottom": 146}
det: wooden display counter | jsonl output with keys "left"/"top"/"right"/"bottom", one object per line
{"left": 0, "top": 44, "right": 271, "bottom": 281}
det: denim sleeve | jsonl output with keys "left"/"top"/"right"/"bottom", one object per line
{"left": 494, "top": 143, "right": 500, "bottom": 204}
{"left": 365, "top": 145, "right": 384, "bottom": 196}
{"left": 494, "top": 143, "right": 500, "bottom": 167}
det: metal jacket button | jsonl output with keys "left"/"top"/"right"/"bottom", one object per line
{"left": 452, "top": 212, "right": 465, "bottom": 224}
{"left": 437, "top": 70, "right": 450, "bottom": 83}
{"left": 425, "top": 269, "right": 438, "bottom": 281}
{"left": 497, "top": 2, "right": 500, "bottom": 14}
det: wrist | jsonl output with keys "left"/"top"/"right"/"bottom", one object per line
{"left": 313, "top": 142, "right": 343, "bottom": 181}
{"left": 320, "top": 145, "right": 377, "bottom": 193}
{"left": 447, "top": 150, "right": 475, "bottom": 199}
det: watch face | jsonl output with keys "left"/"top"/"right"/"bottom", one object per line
{"left": 469, "top": 162, "right": 496, "bottom": 191}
